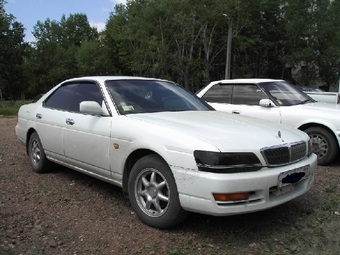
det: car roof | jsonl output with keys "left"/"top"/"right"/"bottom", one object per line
{"left": 63, "top": 76, "right": 168, "bottom": 84}
{"left": 212, "top": 78, "right": 284, "bottom": 84}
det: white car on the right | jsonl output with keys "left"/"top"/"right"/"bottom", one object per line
{"left": 304, "top": 91, "right": 340, "bottom": 104}
{"left": 197, "top": 78, "right": 340, "bottom": 165}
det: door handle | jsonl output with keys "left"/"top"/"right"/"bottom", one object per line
{"left": 66, "top": 118, "right": 75, "bottom": 125}
{"left": 232, "top": 110, "right": 240, "bottom": 114}
{"left": 36, "top": 113, "right": 42, "bottom": 119}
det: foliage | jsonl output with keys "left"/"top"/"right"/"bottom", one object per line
{"left": 1, "top": 0, "right": 340, "bottom": 99}
{"left": 76, "top": 40, "right": 111, "bottom": 76}
{"left": 0, "top": 100, "right": 30, "bottom": 116}
{"left": 25, "top": 13, "right": 100, "bottom": 96}
{"left": 0, "top": 0, "right": 27, "bottom": 100}
{"left": 282, "top": 0, "right": 340, "bottom": 87}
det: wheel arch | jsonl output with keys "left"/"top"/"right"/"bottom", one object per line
{"left": 122, "top": 149, "right": 166, "bottom": 196}
{"left": 25, "top": 128, "right": 37, "bottom": 154}
{"left": 298, "top": 122, "right": 339, "bottom": 145}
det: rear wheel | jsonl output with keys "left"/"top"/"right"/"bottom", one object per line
{"left": 305, "top": 127, "right": 338, "bottom": 165}
{"left": 28, "top": 132, "right": 51, "bottom": 173}
{"left": 128, "top": 154, "right": 188, "bottom": 229}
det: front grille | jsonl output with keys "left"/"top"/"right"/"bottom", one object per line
{"left": 261, "top": 141, "right": 307, "bottom": 167}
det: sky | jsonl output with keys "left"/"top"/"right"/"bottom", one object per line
{"left": 6, "top": 0, "right": 127, "bottom": 42}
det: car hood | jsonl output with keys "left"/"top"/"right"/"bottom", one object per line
{"left": 127, "top": 111, "right": 307, "bottom": 151}
{"left": 298, "top": 102, "right": 340, "bottom": 115}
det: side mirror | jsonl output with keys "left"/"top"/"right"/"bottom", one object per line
{"left": 259, "top": 99, "right": 275, "bottom": 107}
{"left": 80, "top": 101, "right": 104, "bottom": 115}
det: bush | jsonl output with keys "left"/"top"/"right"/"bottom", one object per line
{"left": 0, "top": 100, "right": 30, "bottom": 116}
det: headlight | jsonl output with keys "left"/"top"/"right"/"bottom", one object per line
{"left": 194, "top": 150, "right": 262, "bottom": 173}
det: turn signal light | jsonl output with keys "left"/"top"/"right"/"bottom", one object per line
{"left": 213, "top": 193, "right": 249, "bottom": 202}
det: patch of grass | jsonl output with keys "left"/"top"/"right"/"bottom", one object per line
{"left": 0, "top": 247, "right": 17, "bottom": 255}
{"left": 85, "top": 246, "right": 102, "bottom": 252}
{"left": 62, "top": 234, "right": 77, "bottom": 245}
{"left": 0, "top": 172, "right": 15, "bottom": 182}
{"left": 118, "top": 243, "right": 127, "bottom": 252}
{"left": 324, "top": 185, "right": 336, "bottom": 193}
{"left": 1, "top": 213, "right": 11, "bottom": 219}
{"left": 167, "top": 245, "right": 185, "bottom": 255}
{"left": 46, "top": 200, "right": 54, "bottom": 207}
{"left": 0, "top": 100, "right": 30, "bottom": 116}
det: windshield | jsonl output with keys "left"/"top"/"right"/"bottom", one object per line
{"left": 105, "top": 79, "right": 214, "bottom": 114}
{"left": 258, "top": 81, "right": 315, "bottom": 106}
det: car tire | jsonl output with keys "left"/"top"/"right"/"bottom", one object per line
{"left": 28, "top": 132, "right": 51, "bottom": 173}
{"left": 128, "top": 154, "right": 188, "bottom": 229}
{"left": 305, "top": 127, "right": 338, "bottom": 165}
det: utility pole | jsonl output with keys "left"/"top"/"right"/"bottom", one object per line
{"left": 223, "top": 14, "right": 232, "bottom": 79}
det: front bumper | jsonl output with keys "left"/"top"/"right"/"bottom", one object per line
{"left": 173, "top": 153, "right": 317, "bottom": 216}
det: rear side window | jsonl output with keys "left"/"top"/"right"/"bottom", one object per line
{"left": 201, "top": 84, "right": 232, "bottom": 103}
{"left": 44, "top": 83, "right": 77, "bottom": 111}
{"left": 44, "top": 82, "right": 103, "bottom": 112}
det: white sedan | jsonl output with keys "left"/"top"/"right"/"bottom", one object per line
{"left": 16, "top": 76, "right": 317, "bottom": 229}
{"left": 196, "top": 78, "right": 340, "bottom": 165}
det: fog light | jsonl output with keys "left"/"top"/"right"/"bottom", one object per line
{"left": 213, "top": 193, "right": 249, "bottom": 202}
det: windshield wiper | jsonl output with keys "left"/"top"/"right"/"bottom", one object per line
{"left": 166, "top": 109, "right": 186, "bottom": 112}
{"left": 297, "top": 99, "right": 313, "bottom": 105}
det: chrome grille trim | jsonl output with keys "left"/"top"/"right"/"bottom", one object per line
{"left": 260, "top": 141, "right": 307, "bottom": 167}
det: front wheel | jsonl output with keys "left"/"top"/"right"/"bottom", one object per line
{"left": 304, "top": 127, "right": 338, "bottom": 165}
{"left": 28, "top": 132, "right": 51, "bottom": 173}
{"left": 128, "top": 154, "right": 188, "bottom": 229}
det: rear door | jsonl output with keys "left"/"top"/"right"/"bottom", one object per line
{"left": 201, "top": 83, "right": 233, "bottom": 113}
{"left": 36, "top": 84, "right": 78, "bottom": 162}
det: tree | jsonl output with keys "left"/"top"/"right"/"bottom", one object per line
{"left": 281, "top": 0, "right": 340, "bottom": 87}
{"left": 105, "top": 0, "right": 176, "bottom": 79}
{"left": 76, "top": 40, "right": 110, "bottom": 76}
{"left": 27, "top": 13, "right": 99, "bottom": 94}
{"left": 230, "top": 0, "right": 286, "bottom": 79}
{"left": 105, "top": 0, "right": 228, "bottom": 90}
{"left": 0, "top": 0, "right": 27, "bottom": 99}
{"left": 4, "top": 0, "right": 340, "bottom": 97}
{"left": 60, "top": 13, "right": 98, "bottom": 47}
{"left": 314, "top": 0, "right": 340, "bottom": 89}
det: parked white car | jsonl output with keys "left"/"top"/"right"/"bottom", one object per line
{"left": 304, "top": 91, "right": 340, "bottom": 104}
{"left": 16, "top": 76, "right": 317, "bottom": 228}
{"left": 296, "top": 86, "right": 340, "bottom": 104}
{"left": 196, "top": 78, "right": 340, "bottom": 165}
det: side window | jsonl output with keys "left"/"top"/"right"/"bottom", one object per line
{"left": 201, "top": 84, "right": 232, "bottom": 103}
{"left": 44, "top": 82, "right": 103, "bottom": 113}
{"left": 69, "top": 82, "right": 103, "bottom": 112}
{"left": 44, "top": 83, "right": 77, "bottom": 111}
{"left": 232, "top": 84, "right": 267, "bottom": 105}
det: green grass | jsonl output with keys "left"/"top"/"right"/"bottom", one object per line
{"left": 0, "top": 247, "right": 17, "bottom": 255}
{"left": 0, "top": 100, "right": 31, "bottom": 116}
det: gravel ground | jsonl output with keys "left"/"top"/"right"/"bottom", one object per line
{"left": 1, "top": 117, "right": 340, "bottom": 255}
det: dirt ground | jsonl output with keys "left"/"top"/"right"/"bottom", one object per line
{"left": 1, "top": 117, "right": 339, "bottom": 255}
